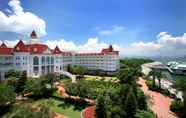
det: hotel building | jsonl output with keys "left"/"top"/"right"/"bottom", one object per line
{"left": 0, "top": 31, "right": 119, "bottom": 80}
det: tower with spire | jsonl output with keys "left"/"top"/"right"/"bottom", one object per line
{"left": 29, "top": 30, "right": 39, "bottom": 44}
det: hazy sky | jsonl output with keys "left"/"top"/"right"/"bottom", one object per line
{"left": 0, "top": 0, "right": 186, "bottom": 57}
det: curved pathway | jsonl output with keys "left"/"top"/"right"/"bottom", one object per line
{"left": 53, "top": 113, "right": 69, "bottom": 118}
{"left": 138, "top": 77, "right": 178, "bottom": 118}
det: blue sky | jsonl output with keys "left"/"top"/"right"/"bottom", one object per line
{"left": 0, "top": 0, "right": 186, "bottom": 56}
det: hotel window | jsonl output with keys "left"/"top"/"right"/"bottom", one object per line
{"left": 46, "top": 56, "right": 50, "bottom": 64}
{"left": 33, "top": 56, "right": 39, "bottom": 65}
{"left": 51, "top": 57, "right": 54, "bottom": 64}
{"left": 42, "top": 56, "right": 45, "bottom": 64}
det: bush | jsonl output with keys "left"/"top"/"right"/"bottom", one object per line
{"left": 145, "top": 80, "right": 159, "bottom": 91}
{"left": 135, "top": 110, "right": 156, "bottom": 118}
{"left": 170, "top": 100, "right": 184, "bottom": 112}
{"left": 65, "top": 80, "right": 118, "bottom": 99}
{"left": 0, "top": 84, "right": 16, "bottom": 107}
{"left": 2, "top": 106, "right": 50, "bottom": 118}
{"left": 24, "top": 78, "right": 54, "bottom": 99}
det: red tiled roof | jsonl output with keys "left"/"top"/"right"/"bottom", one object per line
{"left": 14, "top": 40, "right": 28, "bottom": 52}
{"left": 75, "top": 45, "right": 119, "bottom": 56}
{"left": 0, "top": 40, "right": 119, "bottom": 55}
{"left": 26, "top": 44, "right": 49, "bottom": 54}
{"left": 52, "top": 46, "right": 62, "bottom": 54}
{"left": 0, "top": 47, "right": 13, "bottom": 55}
{"left": 12, "top": 40, "right": 50, "bottom": 54}
{"left": 101, "top": 45, "right": 119, "bottom": 55}
{"left": 0, "top": 42, "right": 7, "bottom": 48}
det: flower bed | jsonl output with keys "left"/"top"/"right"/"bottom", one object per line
{"left": 83, "top": 106, "right": 95, "bottom": 118}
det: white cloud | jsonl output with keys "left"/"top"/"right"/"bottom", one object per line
{"left": 44, "top": 37, "right": 122, "bottom": 53}
{"left": 2, "top": 31, "right": 186, "bottom": 57}
{"left": 0, "top": 0, "right": 46, "bottom": 37}
{"left": 123, "top": 32, "right": 186, "bottom": 57}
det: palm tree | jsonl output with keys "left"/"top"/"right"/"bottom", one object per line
{"left": 156, "top": 70, "right": 164, "bottom": 89}
{"left": 148, "top": 70, "right": 156, "bottom": 88}
{"left": 148, "top": 69, "right": 163, "bottom": 89}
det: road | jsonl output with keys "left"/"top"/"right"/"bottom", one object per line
{"left": 138, "top": 78, "right": 178, "bottom": 118}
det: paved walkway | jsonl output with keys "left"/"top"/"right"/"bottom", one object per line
{"left": 53, "top": 113, "right": 69, "bottom": 118}
{"left": 138, "top": 78, "right": 178, "bottom": 118}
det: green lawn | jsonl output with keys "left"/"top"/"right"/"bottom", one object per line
{"left": 50, "top": 99, "right": 82, "bottom": 118}
{"left": 84, "top": 75, "right": 118, "bottom": 82}
{"left": 33, "top": 98, "right": 82, "bottom": 118}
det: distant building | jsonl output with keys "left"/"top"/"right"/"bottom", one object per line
{"left": 0, "top": 31, "right": 119, "bottom": 80}
{"left": 141, "top": 62, "right": 167, "bottom": 75}
{"left": 167, "top": 61, "right": 186, "bottom": 75}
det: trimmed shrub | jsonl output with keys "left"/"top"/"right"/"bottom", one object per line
{"left": 170, "top": 100, "right": 184, "bottom": 112}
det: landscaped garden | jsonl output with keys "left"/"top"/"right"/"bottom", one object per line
{"left": 0, "top": 71, "right": 85, "bottom": 118}
{"left": 1, "top": 58, "right": 177, "bottom": 118}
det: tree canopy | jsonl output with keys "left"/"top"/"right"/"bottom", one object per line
{"left": 0, "top": 84, "right": 15, "bottom": 107}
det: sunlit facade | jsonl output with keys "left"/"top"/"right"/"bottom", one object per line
{"left": 0, "top": 31, "right": 119, "bottom": 80}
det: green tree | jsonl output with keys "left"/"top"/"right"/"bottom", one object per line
{"left": 41, "top": 73, "right": 57, "bottom": 84}
{"left": 137, "top": 90, "right": 147, "bottom": 110}
{"left": 16, "top": 71, "right": 27, "bottom": 93}
{"left": 170, "top": 100, "right": 184, "bottom": 112}
{"left": 148, "top": 69, "right": 165, "bottom": 89}
{"left": 3, "top": 106, "right": 50, "bottom": 118}
{"left": 173, "top": 79, "right": 186, "bottom": 117}
{"left": 148, "top": 70, "right": 156, "bottom": 88}
{"left": 156, "top": 70, "right": 164, "bottom": 89}
{"left": 24, "top": 79, "right": 53, "bottom": 98}
{"left": 120, "top": 58, "right": 153, "bottom": 69}
{"left": 5, "top": 69, "right": 21, "bottom": 79}
{"left": 4, "top": 71, "right": 27, "bottom": 93}
{"left": 124, "top": 87, "right": 138, "bottom": 118}
{"left": 0, "top": 84, "right": 15, "bottom": 107}
{"left": 118, "top": 68, "right": 140, "bottom": 84}
{"left": 135, "top": 110, "right": 156, "bottom": 118}
{"left": 96, "top": 88, "right": 125, "bottom": 118}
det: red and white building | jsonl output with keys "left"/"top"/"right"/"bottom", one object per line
{"left": 0, "top": 31, "right": 119, "bottom": 80}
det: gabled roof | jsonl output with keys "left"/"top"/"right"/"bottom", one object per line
{"left": 14, "top": 40, "right": 28, "bottom": 52}
{"left": 52, "top": 46, "right": 62, "bottom": 54}
{"left": 0, "top": 42, "right": 13, "bottom": 55}
{"left": 0, "top": 42, "right": 7, "bottom": 48}
{"left": 101, "top": 45, "right": 119, "bottom": 54}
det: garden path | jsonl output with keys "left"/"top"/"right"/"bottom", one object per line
{"left": 138, "top": 77, "right": 178, "bottom": 118}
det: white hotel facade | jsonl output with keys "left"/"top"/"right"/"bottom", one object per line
{"left": 0, "top": 31, "right": 119, "bottom": 80}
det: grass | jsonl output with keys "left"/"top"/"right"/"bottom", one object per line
{"left": 84, "top": 75, "right": 118, "bottom": 82}
{"left": 32, "top": 97, "right": 82, "bottom": 118}
{"left": 50, "top": 99, "right": 82, "bottom": 118}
